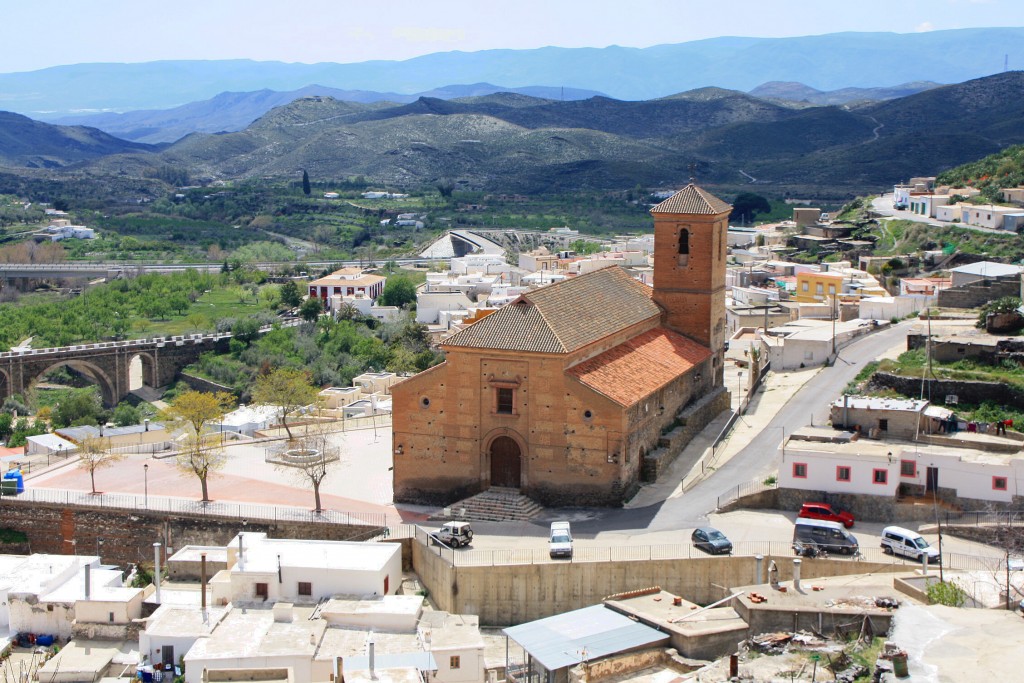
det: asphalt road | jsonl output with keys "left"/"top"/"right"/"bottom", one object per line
{"left": 871, "top": 193, "right": 1002, "bottom": 234}
{"left": 476, "top": 320, "right": 915, "bottom": 540}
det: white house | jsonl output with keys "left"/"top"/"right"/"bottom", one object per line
{"left": 140, "top": 604, "right": 228, "bottom": 671}
{"left": 25, "top": 433, "right": 77, "bottom": 457}
{"left": 209, "top": 533, "right": 402, "bottom": 606}
{"left": 214, "top": 404, "right": 279, "bottom": 437}
{"left": 779, "top": 427, "right": 1024, "bottom": 505}
{"left": 761, "top": 318, "right": 881, "bottom": 370}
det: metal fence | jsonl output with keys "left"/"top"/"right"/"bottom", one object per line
{"left": 944, "top": 510, "right": 1024, "bottom": 528}
{"left": 0, "top": 487, "right": 389, "bottom": 527}
{"left": 716, "top": 477, "right": 777, "bottom": 509}
{"left": 414, "top": 528, "right": 1004, "bottom": 571}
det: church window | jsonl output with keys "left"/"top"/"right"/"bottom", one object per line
{"left": 677, "top": 228, "right": 689, "bottom": 266}
{"left": 583, "top": 410, "right": 593, "bottom": 420}
{"left": 420, "top": 397, "right": 430, "bottom": 408}
{"left": 496, "top": 388, "right": 514, "bottom": 414}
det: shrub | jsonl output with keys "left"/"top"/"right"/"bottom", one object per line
{"left": 926, "top": 579, "right": 967, "bottom": 607}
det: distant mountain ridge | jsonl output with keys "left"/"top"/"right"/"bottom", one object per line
{"left": 4, "top": 71, "right": 1024, "bottom": 197}
{"left": 2, "top": 27, "right": 1021, "bottom": 115}
{"left": 749, "top": 81, "right": 942, "bottom": 106}
{"left": 0, "top": 111, "right": 157, "bottom": 168}
{"left": 45, "top": 83, "right": 606, "bottom": 144}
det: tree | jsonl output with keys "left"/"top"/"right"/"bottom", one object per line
{"left": 280, "top": 409, "right": 340, "bottom": 512}
{"left": 252, "top": 367, "right": 319, "bottom": 441}
{"left": 302, "top": 170, "right": 312, "bottom": 196}
{"left": 730, "top": 192, "right": 772, "bottom": 224}
{"left": 299, "top": 297, "right": 324, "bottom": 322}
{"left": 112, "top": 402, "right": 143, "bottom": 427}
{"left": 162, "top": 390, "right": 235, "bottom": 502}
{"left": 76, "top": 436, "right": 122, "bottom": 495}
{"left": 52, "top": 388, "right": 105, "bottom": 428}
{"left": 377, "top": 276, "right": 417, "bottom": 308}
{"left": 279, "top": 280, "right": 303, "bottom": 308}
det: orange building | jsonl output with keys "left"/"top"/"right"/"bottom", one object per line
{"left": 391, "top": 185, "right": 732, "bottom": 506}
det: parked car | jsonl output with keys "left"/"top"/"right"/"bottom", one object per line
{"left": 793, "top": 518, "right": 859, "bottom": 555}
{"left": 431, "top": 521, "right": 474, "bottom": 548}
{"left": 549, "top": 521, "right": 573, "bottom": 559}
{"left": 798, "top": 502, "right": 855, "bottom": 528}
{"left": 691, "top": 527, "right": 733, "bottom": 555}
{"left": 881, "top": 526, "right": 940, "bottom": 563}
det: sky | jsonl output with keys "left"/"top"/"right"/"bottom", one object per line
{"left": 4, "top": 0, "right": 1023, "bottom": 73}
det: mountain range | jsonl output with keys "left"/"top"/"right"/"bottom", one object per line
{"left": 2, "top": 70, "right": 1023, "bottom": 196}
{"left": 2, "top": 28, "right": 1021, "bottom": 116}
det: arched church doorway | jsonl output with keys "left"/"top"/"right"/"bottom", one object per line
{"left": 490, "top": 436, "right": 522, "bottom": 488}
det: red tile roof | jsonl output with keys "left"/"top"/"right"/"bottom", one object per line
{"left": 443, "top": 266, "right": 659, "bottom": 354}
{"left": 650, "top": 184, "right": 732, "bottom": 215}
{"left": 567, "top": 327, "right": 712, "bottom": 406}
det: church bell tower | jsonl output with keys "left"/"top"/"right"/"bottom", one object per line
{"left": 650, "top": 183, "right": 732, "bottom": 382}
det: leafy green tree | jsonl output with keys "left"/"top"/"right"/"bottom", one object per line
{"left": 730, "top": 193, "right": 772, "bottom": 223}
{"left": 52, "top": 388, "right": 105, "bottom": 428}
{"left": 378, "top": 276, "right": 417, "bottom": 308}
{"left": 252, "top": 367, "right": 319, "bottom": 441}
{"left": 299, "top": 297, "right": 324, "bottom": 322}
{"left": 279, "top": 281, "right": 303, "bottom": 308}
{"left": 0, "top": 413, "right": 12, "bottom": 442}
{"left": 112, "top": 402, "right": 143, "bottom": 427}
{"left": 162, "top": 390, "right": 235, "bottom": 502}
{"left": 231, "top": 318, "right": 261, "bottom": 345}
{"left": 302, "top": 170, "right": 311, "bottom": 196}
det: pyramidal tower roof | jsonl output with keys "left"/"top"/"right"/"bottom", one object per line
{"left": 650, "top": 183, "right": 732, "bottom": 215}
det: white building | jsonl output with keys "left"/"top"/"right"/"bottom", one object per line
{"left": 25, "top": 433, "right": 77, "bottom": 457}
{"left": 214, "top": 404, "right": 279, "bottom": 437}
{"left": 353, "top": 371, "right": 399, "bottom": 395}
{"left": 761, "top": 318, "right": 882, "bottom": 370}
{"left": 779, "top": 427, "right": 1024, "bottom": 504}
{"left": 209, "top": 533, "right": 402, "bottom": 606}
{"left": 858, "top": 295, "right": 930, "bottom": 321}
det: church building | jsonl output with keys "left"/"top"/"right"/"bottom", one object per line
{"left": 391, "top": 184, "right": 732, "bottom": 506}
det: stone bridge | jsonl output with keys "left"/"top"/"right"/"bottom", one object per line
{"left": 0, "top": 331, "right": 241, "bottom": 407}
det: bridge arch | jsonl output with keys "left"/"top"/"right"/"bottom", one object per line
{"left": 32, "top": 359, "right": 118, "bottom": 408}
{"left": 0, "top": 367, "right": 9, "bottom": 404}
{"left": 127, "top": 351, "right": 158, "bottom": 392}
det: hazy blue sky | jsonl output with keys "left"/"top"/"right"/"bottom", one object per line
{"left": 4, "top": 0, "right": 1023, "bottom": 73}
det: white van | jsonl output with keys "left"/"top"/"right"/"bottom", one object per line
{"left": 549, "top": 521, "right": 573, "bottom": 559}
{"left": 881, "top": 526, "right": 940, "bottom": 563}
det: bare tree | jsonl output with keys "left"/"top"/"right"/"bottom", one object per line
{"left": 76, "top": 436, "right": 122, "bottom": 495}
{"left": 275, "top": 409, "right": 341, "bottom": 512}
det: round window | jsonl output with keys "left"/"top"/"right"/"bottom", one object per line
{"left": 420, "top": 397, "right": 430, "bottom": 408}
{"left": 583, "top": 410, "right": 593, "bottom": 419}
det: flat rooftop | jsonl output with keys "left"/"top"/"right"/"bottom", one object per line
{"left": 315, "top": 627, "right": 422, "bottom": 661}
{"left": 784, "top": 435, "right": 1020, "bottom": 465}
{"left": 145, "top": 604, "right": 228, "bottom": 638}
{"left": 235, "top": 534, "right": 399, "bottom": 574}
{"left": 732, "top": 572, "right": 924, "bottom": 615}
{"left": 185, "top": 606, "right": 324, "bottom": 662}
{"left": 607, "top": 589, "right": 746, "bottom": 637}
{"left": 169, "top": 545, "right": 230, "bottom": 564}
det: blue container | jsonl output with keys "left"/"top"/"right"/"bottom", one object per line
{"left": 2, "top": 470, "right": 23, "bottom": 493}
{"left": 36, "top": 634, "right": 54, "bottom": 646}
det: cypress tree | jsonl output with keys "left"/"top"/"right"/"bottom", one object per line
{"left": 302, "top": 170, "right": 311, "bottom": 196}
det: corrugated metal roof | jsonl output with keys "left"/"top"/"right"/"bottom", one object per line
{"left": 650, "top": 184, "right": 731, "bottom": 215}
{"left": 502, "top": 605, "right": 667, "bottom": 671}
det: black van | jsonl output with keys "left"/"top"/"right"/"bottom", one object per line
{"left": 793, "top": 518, "right": 859, "bottom": 555}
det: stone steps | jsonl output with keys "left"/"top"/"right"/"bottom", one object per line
{"left": 432, "top": 487, "right": 543, "bottom": 522}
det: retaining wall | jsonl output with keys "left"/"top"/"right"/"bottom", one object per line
{"left": 0, "top": 500, "right": 380, "bottom": 567}
{"left": 412, "top": 544, "right": 901, "bottom": 627}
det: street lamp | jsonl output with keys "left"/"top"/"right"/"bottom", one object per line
{"left": 144, "top": 463, "right": 149, "bottom": 509}
{"left": 736, "top": 371, "right": 744, "bottom": 414}
{"left": 96, "top": 537, "right": 104, "bottom": 558}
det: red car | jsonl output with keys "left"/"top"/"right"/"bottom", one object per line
{"left": 798, "top": 502, "right": 855, "bottom": 528}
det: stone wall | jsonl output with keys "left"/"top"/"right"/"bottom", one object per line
{"left": 643, "top": 387, "right": 730, "bottom": 482}
{"left": 0, "top": 500, "right": 382, "bottom": 567}
{"left": 179, "top": 372, "right": 239, "bottom": 397}
{"left": 937, "top": 277, "right": 1020, "bottom": 309}
{"left": 871, "top": 371, "right": 1024, "bottom": 410}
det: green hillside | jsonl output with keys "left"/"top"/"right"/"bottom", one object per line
{"left": 936, "top": 144, "right": 1024, "bottom": 202}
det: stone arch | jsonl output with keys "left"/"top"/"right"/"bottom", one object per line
{"left": 0, "top": 366, "right": 9, "bottom": 403}
{"left": 126, "top": 351, "right": 157, "bottom": 392}
{"left": 481, "top": 428, "right": 528, "bottom": 490}
{"left": 32, "top": 359, "right": 118, "bottom": 408}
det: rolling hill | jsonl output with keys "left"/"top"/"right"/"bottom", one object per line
{"left": 0, "top": 112, "right": 158, "bottom": 168}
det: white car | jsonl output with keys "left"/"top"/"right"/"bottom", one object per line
{"left": 431, "top": 521, "right": 474, "bottom": 548}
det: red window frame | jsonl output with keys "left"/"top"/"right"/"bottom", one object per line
{"left": 872, "top": 468, "right": 888, "bottom": 485}
{"left": 900, "top": 460, "right": 917, "bottom": 478}
{"left": 792, "top": 462, "right": 808, "bottom": 479}
{"left": 836, "top": 465, "right": 851, "bottom": 482}
{"left": 993, "top": 476, "right": 1008, "bottom": 491}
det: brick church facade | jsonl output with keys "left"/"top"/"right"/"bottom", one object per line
{"left": 391, "top": 184, "right": 732, "bottom": 506}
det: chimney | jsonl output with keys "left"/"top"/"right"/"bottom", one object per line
{"left": 201, "top": 553, "right": 207, "bottom": 611}
{"left": 369, "top": 635, "right": 377, "bottom": 680}
{"left": 755, "top": 555, "right": 764, "bottom": 585}
{"left": 335, "top": 657, "right": 345, "bottom": 683}
{"left": 793, "top": 558, "right": 802, "bottom": 592}
{"left": 144, "top": 418, "right": 150, "bottom": 432}
{"left": 84, "top": 563, "right": 91, "bottom": 600}
{"left": 99, "top": 424, "right": 104, "bottom": 437}
{"left": 153, "top": 542, "right": 162, "bottom": 603}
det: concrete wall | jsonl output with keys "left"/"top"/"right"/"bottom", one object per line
{"left": 937, "top": 277, "right": 1019, "bottom": 309}
{"left": 412, "top": 541, "right": 902, "bottom": 627}
{"left": 871, "top": 372, "right": 1024, "bottom": 410}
